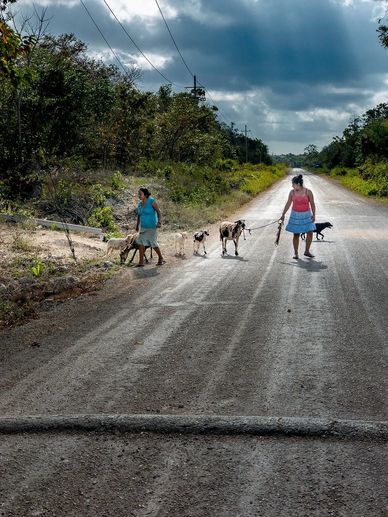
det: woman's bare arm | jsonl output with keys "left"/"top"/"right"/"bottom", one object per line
{"left": 152, "top": 201, "right": 162, "bottom": 227}
{"left": 280, "top": 191, "right": 292, "bottom": 220}
{"left": 308, "top": 190, "right": 316, "bottom": 222}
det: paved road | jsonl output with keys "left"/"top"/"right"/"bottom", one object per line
{"left": 1, "top": 169, "right": 387, "bottom": 516}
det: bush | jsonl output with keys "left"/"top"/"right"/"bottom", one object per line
{"left": 330, "top": 161, "right": 388, "bottom": 197}
{"left": 88, "top": 206, "right": 118, "bottom": 232}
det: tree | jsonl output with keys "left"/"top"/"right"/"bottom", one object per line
{"left": 376, "top": 0, "right": 388, "bottom": 48}
{"left": 303, "top": 144, "right": 319, "bottom": 166}
{"left": 0, "top": 19, "right": 34, "bottom": 85}
{"left": 0, "top": 0, "right": 17, "bottom": 12}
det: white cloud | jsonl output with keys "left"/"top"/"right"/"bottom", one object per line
{"left": 88, "top": 47, "right": 172, "bottom": 71}
{"left": 207, "top": 90, "right": 245, "bottom": 102}
{"left": 296, "top": 108, "right": 350, "bottom": 124}
{"left": 98, "top": 0, "right": 177, "bottom": 23}
{"left": 18, "top": 0, "right": 79, "bottom": 6}
{"left": 128, "top": 52, "right": 172, "bottom": 71}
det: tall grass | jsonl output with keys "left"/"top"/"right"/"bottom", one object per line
{"left": 329, "top": 162, "right": 388, "bottom": 198}
{"left": 132, "top": 161, "right": 287, "bottom": 230}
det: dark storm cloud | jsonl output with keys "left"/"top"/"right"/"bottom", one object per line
{"left": 14, "top": 0, "right": 388, "bottom": 152}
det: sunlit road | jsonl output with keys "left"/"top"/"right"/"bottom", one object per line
{"left": 1, "top": 169, "right": 387, "bottom": 516}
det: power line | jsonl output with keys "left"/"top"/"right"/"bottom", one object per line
{"left": 154, "top": 0, "right": 194, "bottom": 78}
{"left": 79, "top": 0, "right": 131, "bottom": 79}
{"left": 102, "top": 0, "right": 183, "bottom": 87}
{"left": 197, "top": 84, "right": 231, "bottom": 126}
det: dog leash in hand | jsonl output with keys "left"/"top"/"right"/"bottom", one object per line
{"left": 275, "top": 220, "right": 283, "bottom": 247}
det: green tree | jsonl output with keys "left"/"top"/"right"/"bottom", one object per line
{"left": 153, "top": 92, "right": 224, "bottom": 164}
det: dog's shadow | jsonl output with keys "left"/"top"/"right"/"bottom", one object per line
{"left": 221, "top": 255, "right": 249, "bottom": 262}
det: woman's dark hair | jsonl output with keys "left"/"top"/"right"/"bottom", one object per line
{"left": 292, "top": 174, "right": 303, "bottom": 186}
{"left": 139, "top": 186, "right": 151, "bottom": 198}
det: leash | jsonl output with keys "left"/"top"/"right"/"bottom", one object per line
{"left": 275, "top": 220, "right": 283, "bottom": 246}
{"left": 241, "top": 219, "right": 282, "bottom": 241}
{"left": 245, "top": 219, "right": 280, "bottom": 232}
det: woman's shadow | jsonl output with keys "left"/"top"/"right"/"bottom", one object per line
{"left": 280, "top": 258, "right": 328, "bottom": 272}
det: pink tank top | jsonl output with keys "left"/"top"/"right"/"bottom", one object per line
{"left": 292, "top": 189, "right": 310, "bottom": 212}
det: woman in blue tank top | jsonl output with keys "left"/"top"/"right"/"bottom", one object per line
{"left": 135, "top": 187, "right": 165, "bottom": 267}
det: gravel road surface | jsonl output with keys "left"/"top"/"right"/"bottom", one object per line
{"left": 1, "top": 169, "right": 387, "bottom": 516}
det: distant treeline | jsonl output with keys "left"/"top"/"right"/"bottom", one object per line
{"left": 273, "top": 103, "right": 388, "bottom": 197}
{"left": 0, "top": 33, "right": 271, "bottom": 199}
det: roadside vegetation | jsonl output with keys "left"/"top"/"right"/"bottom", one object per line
{"left": 274, "top": 103, "right": 388, "bottom": 201}
{"left": 0, "top": 3, "right": 287, "bottom": 327}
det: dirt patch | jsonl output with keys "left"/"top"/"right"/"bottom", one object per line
{"left": 0, "top": 221, "right": 199, "bottom": 328}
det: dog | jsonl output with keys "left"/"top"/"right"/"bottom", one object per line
{"left": 174, "top": 231, "right": 189, "bottom": 256}
{"left": 193, "top": 230, "right": 209, "bottom": 255}
{"left": 106, "top": 235, "right": 135, "bottom": 257}
{"left": 301, "top": 222, "right": 333, "bottom": 240}
{"left": 119, "top": 234, "right": 153, "bottom": 265}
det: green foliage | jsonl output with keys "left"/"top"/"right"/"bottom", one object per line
{"left": 31, "top": 258, "right": 44, "bottom": 277}
{"left": 239, "top": 164, "right": 287, "bottom": 195}
{"left": 90, "top": 183, "right": 111, "bottom": 206}
{"left": 319, "top": 104, "right": 388, "bottom": 170}
{"left": 138, "top": 160, "right": 287, "bottom": 210}
{"left": 0, "top": 18, "right": 35, "bottom": 86}
{"left": 111, "top": 171, "right": 126, "bottom": 190}
{"left": 87, "top": 206, "right": 118, "bottom": 232}
{"left": 329, "top": 162, "right": 388, "bottom": 198}
{"left": 0, "top": 24, "right": 276, "bottom": 213}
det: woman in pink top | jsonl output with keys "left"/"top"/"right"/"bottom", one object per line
{"left": 280, "top": 174, "right": 316, "bottom": 259}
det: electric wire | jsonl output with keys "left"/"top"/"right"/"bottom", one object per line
{"left": 102, "top": 0, "right": 183, "bottom": 87}
{"left": 79, "top": 0, "right": 131, "bottom": 79}
{"left": 198, "top": 83, "right": 231, "bottom": 126}
{"left": 154, "top": 0, "right": 195, "bottom": 79}
{"left": 83, "top": 0, "right": 232, "bottom": 127}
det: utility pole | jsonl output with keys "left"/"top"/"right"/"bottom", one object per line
{"left": 185, "top": 75, "right": 206, "bottom": 101}
{"left": 244, "top": 124, "right": 251, "bottom": 163}
{"left": 230, "top": 122, "right": 235, "bottom": 144}
{"left": 193, "top": 74, "right": 197, "bottom": 100}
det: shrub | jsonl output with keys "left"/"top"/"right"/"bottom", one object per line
{"left": 31, "top": 258, "right": 44, "bottom": 278}
{"left": 88, "top": 206, "right": 118, "bottom": 232}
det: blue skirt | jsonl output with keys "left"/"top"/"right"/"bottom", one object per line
{"left": 286, "top": 210, "right": 316, "bottom": 234}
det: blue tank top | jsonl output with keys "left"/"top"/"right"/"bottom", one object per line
{"left": 138, "top": 196, "right": 157, "bottom": 229}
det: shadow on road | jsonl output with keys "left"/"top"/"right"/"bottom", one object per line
{"left": 132, "top": 267, "right": 161, "bottom": 278}
{"left": 220, "top": 255, "right": 249, "bottom": 262}
{"left": 279, "top": 259, "right": 328, "bottom": 272}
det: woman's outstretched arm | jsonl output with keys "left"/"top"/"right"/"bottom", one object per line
{"left": 280, "top": 191, "right": 292, "bottom": 220}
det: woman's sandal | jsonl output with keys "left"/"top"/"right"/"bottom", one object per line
{"left": 304, "top": 252, "right": 315, "bottom": 258}
{"left": 157, "top": 260, "right": 166, "bottom": 266}
{"left": 135, "top": 264, "right": 144, "bottom": 268}
{"left": 293, "top": 254, "right": 299, "bottom": 260}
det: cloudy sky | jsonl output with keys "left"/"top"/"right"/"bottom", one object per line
{"left": 14, "top": 0, "right": 388, "bottom": 154}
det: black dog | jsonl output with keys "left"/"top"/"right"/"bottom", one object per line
{"left": 301, "top": 222, "right": 333, "bottom": 240}
{"left": 120, "top": 242, "right": 152, "bottom": 265}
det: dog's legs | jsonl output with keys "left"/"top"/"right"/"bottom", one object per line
{"left": 120, "top": 247, "right": 130, "bottom": 265}
{"left": 129, "top": 249, "right": 138, "bottom": 264}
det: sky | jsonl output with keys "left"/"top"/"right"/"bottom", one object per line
{"left": 13, "top": 0, "right": 388, "bottom": 154}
